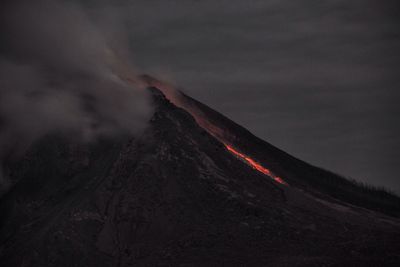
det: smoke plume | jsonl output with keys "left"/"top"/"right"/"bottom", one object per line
{"left": 0, "top": 0, "right": 153, "bottom": 190}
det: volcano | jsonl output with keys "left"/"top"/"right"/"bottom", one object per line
{"left": 1, "top": 77, "right": 400, "bottom": 267}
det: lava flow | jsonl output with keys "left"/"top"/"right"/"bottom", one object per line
{"left": 225, "top": 144, "right": 288, "bottom": 185}
{"left": 138, "top": 75, "right": 288, "bottom": 186}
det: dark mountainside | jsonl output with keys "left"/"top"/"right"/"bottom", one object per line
{"left": 178, "top": 92, "right": 400, "bottom": 217}
{"left": 1, "top": 85, "right": 400, "bottom": 266}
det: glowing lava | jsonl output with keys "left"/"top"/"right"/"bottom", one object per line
{"left": 225, "top": 144, "right": 288, "bottom": 185}
{"left": 137, "top": 75, "right": 288, "bottom": 186}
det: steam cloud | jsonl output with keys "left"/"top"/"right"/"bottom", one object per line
{"left": 0, "top": 0, "right": 153, "bottom": 191}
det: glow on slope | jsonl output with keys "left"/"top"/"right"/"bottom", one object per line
{"left": 135, "top": 75, "right": 288, "bottom": 186}
{"left": 225, "top": 144, "right": 288, "bottom": 185}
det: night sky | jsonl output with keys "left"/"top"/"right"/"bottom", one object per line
{"left": 116, "top": 0, "right": 400, "bottom": 193}
{"left": 2, "top": 0, "right": 400, "bottom": 193}
{"left": 110, "top": 0, "right": 400, "bottom": 193}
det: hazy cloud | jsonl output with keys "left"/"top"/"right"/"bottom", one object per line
{"left": 0, "top": 0, "right": 153, "bottom": 190}
{"left": 0, "top": 0, "right": 152, "bottom": 154}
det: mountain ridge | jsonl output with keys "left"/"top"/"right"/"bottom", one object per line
{"left": 140, "top": 76, "right": 400, "bottom": 217}
{"left": 0, "top": 84, "right": 399, "bottom": 266}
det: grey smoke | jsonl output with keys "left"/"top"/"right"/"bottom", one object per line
{"left": 0, "top": 0, "right": 153, "bottom": 190}
{"left": 0, "top": 0, "right": 152, "bottom": 152}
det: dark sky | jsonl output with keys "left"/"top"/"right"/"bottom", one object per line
{"left": 117, "top": 0, "right": 400, "bottom": 193}
{"left": 2, "top": 0, "right": 400, "bottom": 193}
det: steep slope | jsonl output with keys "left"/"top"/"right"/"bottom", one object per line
{"left": 183, "top": 92, "right": 400, "bottom": 215}
{"left": 140, "top": 75, "right": 400, "bottom": 217}
{"left": 0, "top": 88, "right": 400, "bottom": 266}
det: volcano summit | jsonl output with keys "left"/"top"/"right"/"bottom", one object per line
{"left": 0, "top": 78, "right": 400, "bottom": 267}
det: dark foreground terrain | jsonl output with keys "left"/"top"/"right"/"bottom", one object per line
{"left": 1, "top": 86, "right": 400, "bottom": 266}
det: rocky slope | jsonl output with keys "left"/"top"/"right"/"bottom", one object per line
{"left": 0, "top": 87, "right": 400, "bottom": 267}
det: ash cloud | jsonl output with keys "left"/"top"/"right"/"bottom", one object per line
{"left": 0, "top": 0, "right": 153, "bottom": 190}
{"left": 0, "top": 0, "right": 152, "bottom": 151}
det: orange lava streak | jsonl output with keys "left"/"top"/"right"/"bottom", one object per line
{"left": 225, "top": 144, "right": 288, "bottom": 186}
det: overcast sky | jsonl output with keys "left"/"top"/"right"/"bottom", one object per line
{"left": 111, "top": 0, "right": 400, "bottom": 192}
{"left": 5, "top": 0, "right": 400, "bottom": 193}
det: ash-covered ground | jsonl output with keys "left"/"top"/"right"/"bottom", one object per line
{"left": 1, "top": 88, "right": 400, "bottom": 267}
